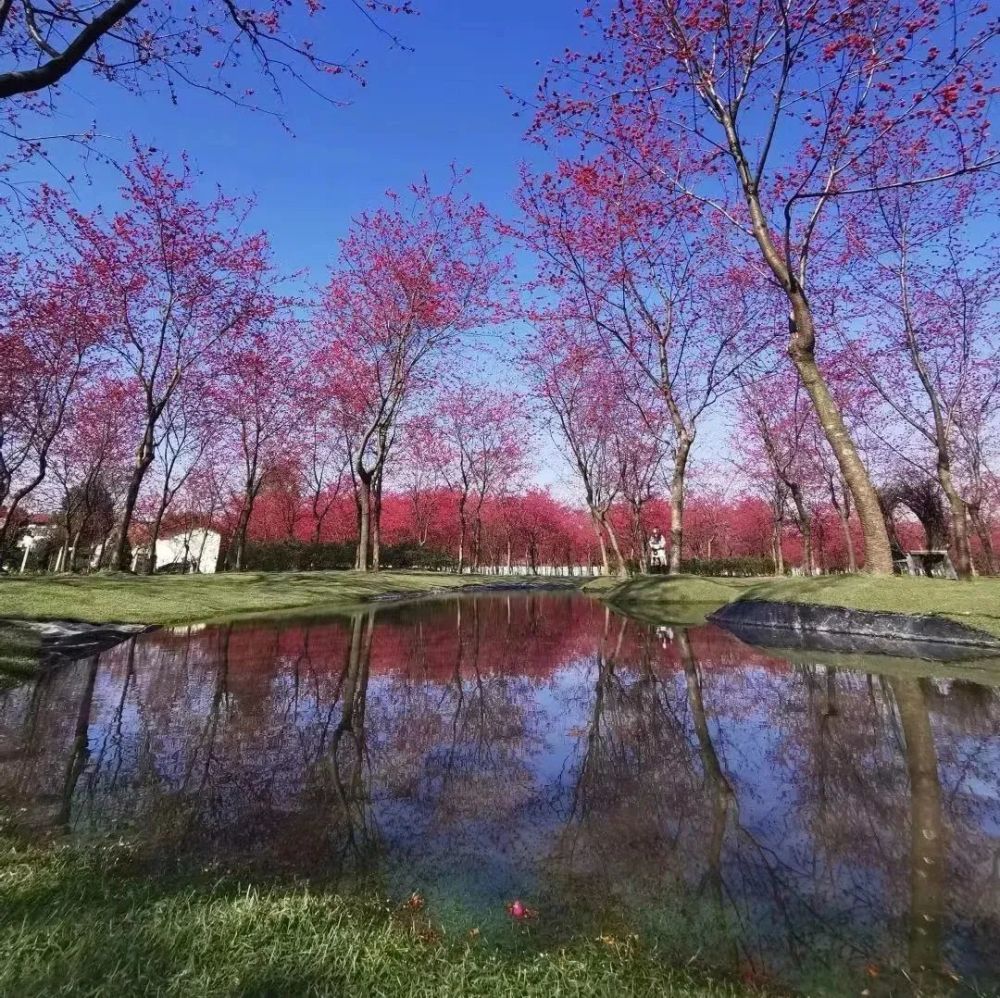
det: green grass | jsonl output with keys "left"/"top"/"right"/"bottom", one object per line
{"left": 0, "top": 571, "right": 577, "bottom": 627}
{"left": 591, "top": 574, "right": 1000, "bottom": 641}
{"left": 0, "top": 836, "right": 755, "bottom": 998}
{"left": 0, "top": 621, "right": 41, "bottom": 679}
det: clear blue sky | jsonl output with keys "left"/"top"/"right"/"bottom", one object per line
{"left": 16, "top": 2, "right": 586, "bottom": 494}
{"left": 33, "top": 2, "right": 583, "bottom": 280}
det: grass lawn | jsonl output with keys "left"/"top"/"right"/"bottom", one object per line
{"left": 588, "top": 573, "right": 1000, "bottom": 641}
{"left": 0, "top": 570, "right": 575, "bottom": 627}
{"left": 0, "top": 836, "right": 754, "bottom": 998}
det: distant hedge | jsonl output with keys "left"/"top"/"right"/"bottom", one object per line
{"left": 237, "top": 540, "right": 454, "bottom": 573}
{"left": 681, "top": 556, "right": 777, "bottom": 577}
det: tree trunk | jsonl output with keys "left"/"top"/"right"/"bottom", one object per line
{"left": 371, "top": 470, "right": 383, "bottom": 572}
{"left": 668, "top": 435, "right": 692, "bottom": 574}
{"left": 355, "top": 474, "right": 371, "bottom": 571}
{"left": 113, "top": 431, "right": 156, "bottom": 572}
{"left": 787, "top": 297, "right": 893, "bottom": 574}
{"left": 229, "top": 496, "right": 254, "bottom": 572}
{"left": 472, "top": 514, "right": 483, "bottom": 572}
{"left": 457, "top": 494, "right": 468, "bottom": 574}
{"left": 716, "top": 109, "right": 893, "bottom": 575}
{"left": 772, "top": 521, "right": 785, "bottom": 576}
{"left": 603, "top": 515, "right": 629, "bottom": 577}
{"left": 938, "top": 463, "right": 972, "bottom": 578}
{"left": 968, "top": 503, "right": 996, "bottom": 575}
{"left": 830, "top": 476, "right": 857, "bottom": 573}
{"left": 147, "top": 501, "right": 169, "bottom": 576}
{"left": 789, "top": 483, "right": 814, "bottom": 574}
{"left": 590, "top": 511, "right": 610, "bottom": 575}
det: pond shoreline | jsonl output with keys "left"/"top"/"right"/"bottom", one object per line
{"left": 709, "top": 598, "right": 1000, "bottom": 658}
{"left": 0, "top": 574, "right": 586, "bottom": 674}
{"left": 589, "top": 573, "right": 1000, "bottom": 649}
{"left": 0, "top": 570, "right": 585, "bottom": 630}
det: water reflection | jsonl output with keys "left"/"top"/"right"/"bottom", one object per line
{"left": 1, "top": 592, "right": 999, "bottom": 995}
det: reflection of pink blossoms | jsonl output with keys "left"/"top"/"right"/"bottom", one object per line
{"left": 507, "top": 899, "right": 537, "bottom": 921}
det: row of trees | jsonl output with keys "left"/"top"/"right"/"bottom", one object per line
{"left": 1, "top": 0, "right": 997, "bottom": 578}
{"left": 515, "top": 0, "right": 999, "bottom": 578}
{"left": 0, "top": 151, "right": 536, "bottom": 573}
{"left": 3, "top": 130, "right": 997, "bottom": 576}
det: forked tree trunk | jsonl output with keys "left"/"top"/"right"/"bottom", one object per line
{"left": 771, "top": 522, "right": 785, "bottom": 576}
{"left": 229, "top": 489, "right": 260, "bottom": 572}
{"left": 602, "top": 514, "right": 628, "bottom": 577}
{"left": 937, "top": 463, "right": 972, "bottom": 578}
{"left": 598, "top": 512, "right": 628, "bottom": 578}
{"left": 113, "top": 425, "right": 156, "bottom": 571}
{"left": 589, "top": 511, "right": 610, "bottom": 575}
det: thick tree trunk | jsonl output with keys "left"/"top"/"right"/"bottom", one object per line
{"left": 590, "top": 511, "right": 610, "bottom": 575}
{"left": 787, "top": 298, "right": 893, "bottom": 574}
{"left": 938, "top": 463, "right": 972, "bottom": 578}
{"left": 668, "top": 435, "right": 692, "bottom": 574}
{"left": 714, "top": 106, "right": 892, "bottom": 575}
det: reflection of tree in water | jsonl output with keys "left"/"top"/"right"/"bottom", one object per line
{"left": 1, "top": 596, "right": 999, "bottom": 993}
{"left": 542, "top": 619, "right": 749, "bottom": 967}
{"left": 362, "top": 597, "right": 549, "bottom": 891}
{"left": 759, "top": 662, "right": 1000, "bottom": 990}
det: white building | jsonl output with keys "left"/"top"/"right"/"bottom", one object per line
{"left": 132, "top": 527, "right": 222, "bottom": 574}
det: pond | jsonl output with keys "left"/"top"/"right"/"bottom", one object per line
{"left": 1, "top": 591, "right": 999, "bottom": 996}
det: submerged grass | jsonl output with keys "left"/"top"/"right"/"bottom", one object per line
{"left": 0, "top": 570, "right": 575, "bottom": 627}
{"left": 0, "top": 836, "right": 755, "bottom": 998}
{"left": 591, "top": 574, "right": 1000, "bottom": 640}
{"left": 0, "top": 621, "right": 41, "bottom": 687}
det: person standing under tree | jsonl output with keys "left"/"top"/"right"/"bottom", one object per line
{"left": 648, "top": 528, "right": 667, "bottom": 571}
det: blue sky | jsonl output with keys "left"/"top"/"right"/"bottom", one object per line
{"left": 27, "top": 2, "right": 582, "bottom": 278}
{"left": 9, "top": 2, "right": 587, "bottom": 494}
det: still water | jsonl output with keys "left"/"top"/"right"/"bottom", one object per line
{"left": 1, "top": 592, "right": 999, "bottom": 995}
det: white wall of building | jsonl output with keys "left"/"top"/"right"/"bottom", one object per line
{"left": 153, "top": 528, "right": 221, "bottom": 574}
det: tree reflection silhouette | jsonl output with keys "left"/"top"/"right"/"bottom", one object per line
{"left": 0, "top": 595, "right": 998, "bottom": 995}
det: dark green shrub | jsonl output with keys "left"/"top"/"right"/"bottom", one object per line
{"left": 680, "top": 556, "right": 777, "bottom": 577}
{"left": 235, "top": 540, "right": 455, "bottom": 573}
